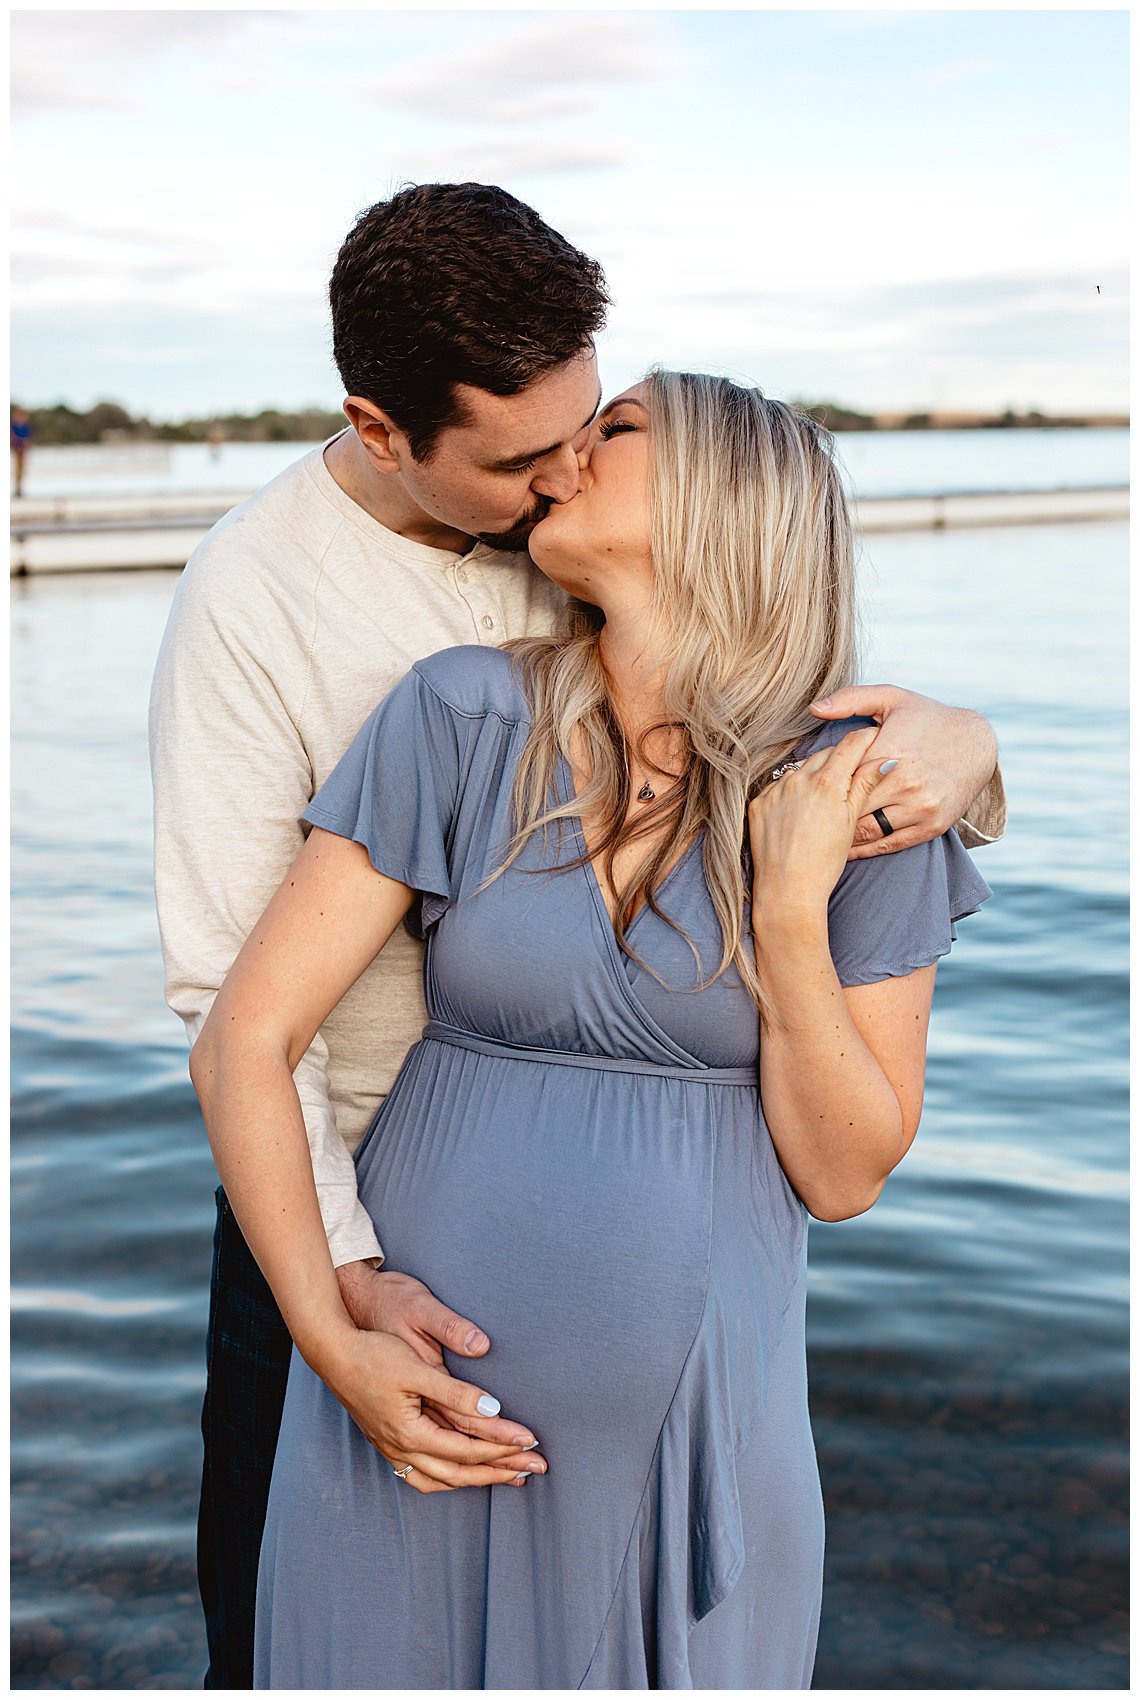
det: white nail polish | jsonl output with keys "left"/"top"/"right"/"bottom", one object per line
{"left": 879, "top": 759, "right": 900, "bottom": 775}
{"left": 477, "top": 1394, "right": 501, "bottom": 1416}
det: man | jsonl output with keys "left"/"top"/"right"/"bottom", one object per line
{"left": 150, "top": 181, "right": 1004, "bottom": 1687}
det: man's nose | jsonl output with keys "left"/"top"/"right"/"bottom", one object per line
{"left": 530, "top": 445, "right": 582, "bottom": 505}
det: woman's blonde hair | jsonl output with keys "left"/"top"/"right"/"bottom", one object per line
{"left": 497, "top": 368, "right": 859, "bottom": 1007}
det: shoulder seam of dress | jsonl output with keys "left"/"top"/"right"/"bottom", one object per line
{"left": 410, "top": 658, "right": 528, "bottom": 728}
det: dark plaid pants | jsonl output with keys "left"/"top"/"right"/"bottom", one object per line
{"left": 198, "top": 1188, "right": 293, "bottom": 1690}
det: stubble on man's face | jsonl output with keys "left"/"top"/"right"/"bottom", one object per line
{"left": 475, "top": 496, "right": 555, "bottom": 553}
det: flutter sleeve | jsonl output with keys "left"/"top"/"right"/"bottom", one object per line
{"left": 302, "top": 663, "right": 467, "bottom": 936}
{"left": 791, "top": 714, "right": 995, "bottom": 986}
{"left": 827, "top": 829, "right": 993, "bottom": 987}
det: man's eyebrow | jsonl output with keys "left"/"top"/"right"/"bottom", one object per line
{"left": 487, "top": 390, "right": 604, "bottom": 470}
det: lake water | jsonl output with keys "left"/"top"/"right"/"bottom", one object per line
{"left": 10, "top": 517, "right": 1128, "bottom": 1688}
{"left": 16, "top": 425, "right": 1131, "bottom": 502}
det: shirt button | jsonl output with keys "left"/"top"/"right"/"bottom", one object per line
{"left": 481, "top": 614, "right": 495, "bottom": 630}
{"left": 456, "top": 568, "right": 468, "bottom": 583}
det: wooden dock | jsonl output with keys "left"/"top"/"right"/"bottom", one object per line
{"left": 10, "top": 484, "right": 1130, "bottom": 575}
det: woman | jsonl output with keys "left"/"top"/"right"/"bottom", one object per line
{"left": 191, "top": 371, "right": 991, "bottom": 1688}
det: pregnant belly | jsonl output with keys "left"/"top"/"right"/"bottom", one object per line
{"left": 354, "top": 1037, "right": 742, "bottom": 1453}
{"left": 265, "top": 1040, "right": 809, "bottom": 1691}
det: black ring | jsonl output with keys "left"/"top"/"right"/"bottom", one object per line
{"left": 873, "top": 808, "right": 895, "bottom": 838}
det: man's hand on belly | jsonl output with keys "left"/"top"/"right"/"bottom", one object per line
{"left": 330, "top": 1261, "right": 549, "bottom": 1489}
{"left": 337, "top": 1260, "right": 489, "bottom": 1356}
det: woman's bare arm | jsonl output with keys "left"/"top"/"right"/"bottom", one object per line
{"left": 190, "top": 826, "right": 416, "bottom": 1354}
{"left": 754, "top": 920, "right": 934, "bottom": 1220}
{"left": 190, "top": 827, "right": 546, "bottom": 1492}
{"left": 748, "top": 727, "right": 936, "bottom": 1220}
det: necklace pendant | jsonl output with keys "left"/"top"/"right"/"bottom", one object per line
{"left": 637, "top": 781, "right": 656, "bottom": 802}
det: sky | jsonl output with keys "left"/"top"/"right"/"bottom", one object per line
{"left": 9, "top": 7, "right": 1129, "bottom": 419}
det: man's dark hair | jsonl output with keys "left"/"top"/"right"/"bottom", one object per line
{"left": 329, "top": 182, "right": 610, "bottom": 460}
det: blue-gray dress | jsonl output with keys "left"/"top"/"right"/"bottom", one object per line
{"left": 253, "top": 645, "right": 991, "bottom": 1690}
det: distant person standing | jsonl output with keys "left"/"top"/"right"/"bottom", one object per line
{"left": 11, "top": 406, "right": 33, "bottom": 496}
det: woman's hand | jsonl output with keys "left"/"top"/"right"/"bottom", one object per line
{"left": 336, "top": 1262, "right": 548, "bottom": 1483}
{"left": 748, "top": 726, "right": 882, "bottom": 918}
{"left": 311, "top": 1316, "right": 548, "bottom": 1496}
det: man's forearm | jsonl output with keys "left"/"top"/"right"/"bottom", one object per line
{"left": 294, "top": 1055, "right": 386, "bottom": 1267}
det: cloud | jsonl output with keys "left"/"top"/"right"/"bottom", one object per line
{"left": 11, "top": 10, "right": 280, "bottom": 116}
{"left": 9, "top": 208, "right": 231, "bottom": 307}
{"left": 353, "top": 15, "right": 678, "bottom": 128}
{"left": 12, "top": 208, "right": 219, "bottom": 260}
{"left": 8, "top": 211, "right": 321, "bottom": 315}
{"left": 13, "top": 63, "right": 139, "bottom": 117}
{"left": 12, "top": 262, "right": 1126, "bottom": 417}
{"left": 380, "top": 136, "right": 630, "bottom": 182}
{"left": 613, "top": 265, "right": 1128, "bottom": 410}
{"left": 346, "top": 16, "right": 678, "bottom": 184}
{"left": 898, "top": 56, "right": 998, "bottom": 89}
{"left": 802, "top": 11, "right": 931, "bottom": 35}
{"left": 670, "top": 268, "right": 1126, "bottom": 322}
{"left": 11, "top": 249, "right": 209, "bottom": 293}
{"left": 1013, "top": 130, "right": 1082, "bottom": 152}
{"left": 12, "top": 299, "right": 338, "bottom": 414}
{"left": 10, "top": 255, "right": 72, "bottom": 290}
{"left": 8, "top": 197, "right": 349, "bottom": 327}
{"left": 913, "top": 295, "right": 1128, "bottom": 366}
{"left": 788, "top": 51, "right": 997, "bottom": 94}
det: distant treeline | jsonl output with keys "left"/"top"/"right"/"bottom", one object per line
{"left": 12, "top": 402, "right": 348, "bottom": 447}
{"left": 11, "top": 398, "right": 1127, "bottom": 447}
{"left": 793, "top": 402, "right": 1126, "bottom": 433}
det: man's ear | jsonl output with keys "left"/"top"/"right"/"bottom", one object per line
{"left": 343, "top": 395, "right": 406, "bottom": 473}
